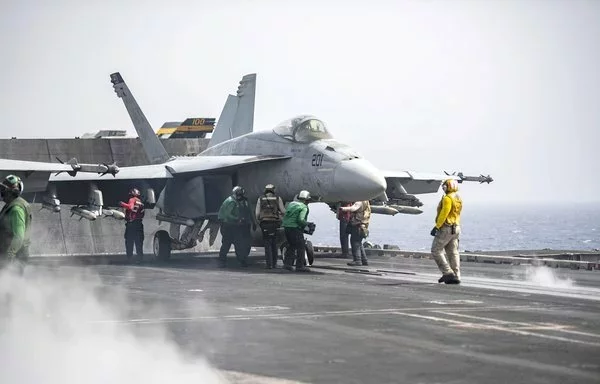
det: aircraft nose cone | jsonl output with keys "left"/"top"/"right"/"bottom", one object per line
{"left": 332, "top": 159, "right": 387, "bottom": 201}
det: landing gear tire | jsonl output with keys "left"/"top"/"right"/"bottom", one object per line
{"left": 306, "top": 240, "right": 314, "bottom": 266}
{"left": 280, "top": 240, "right": 315, "bottom": 266}
{"left": 153, "top": 230, "right": 172, "bottom": 261}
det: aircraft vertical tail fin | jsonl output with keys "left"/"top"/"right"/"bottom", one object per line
{"left": 209, "top": 95, "right": 238, "bottom": 147}
{"left": 207, "top": 73, "right": 256, "bottom": 148}
{"left": 110, "top": 72, "right": 171, "bottom": 164}
{"left": 234, "top": 73, "right": 256, "bottom": 137}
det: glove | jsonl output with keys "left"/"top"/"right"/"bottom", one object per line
{"left": 430, "top": 227, "right": 438, "bottom": 237}
{"left": 303, "top": 222, "right": 316, "bottom": 235}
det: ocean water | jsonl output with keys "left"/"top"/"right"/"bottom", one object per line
{"left": 305, "top": 202, "right": 600, "bottom": 252}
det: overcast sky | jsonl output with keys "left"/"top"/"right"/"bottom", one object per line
{"left": 1, "top": 0, "right": 598, "bottom": 204}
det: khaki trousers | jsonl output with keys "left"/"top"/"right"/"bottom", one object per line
{"left": 431, "top": 224, "right": 461, "bottom": 279}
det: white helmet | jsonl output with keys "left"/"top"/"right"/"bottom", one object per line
{"left": 298, "top": 190, "right": 311, "bottom": 201}
{"left": 232, "top": 186, "right": 246, "bottom": 199}
{"left": 441, "top": 179, "right": 459, "bottom": 194}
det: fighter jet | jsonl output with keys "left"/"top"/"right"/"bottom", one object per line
{"left": 9, "top": 72, "right": 492, "bottom": 260}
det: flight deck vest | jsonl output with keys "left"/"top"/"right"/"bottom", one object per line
{"left": 350, "top": 201, "right": 371, "bottom": 227}
{"left": 258, "top": 194, "right": 282, "bottom": 222}
{"left": 0, "top": 196, "right": 32, "bottom": 254}
{"left": 436, "top": 192, "right": 462, "bottom": 226}
{"left": 125, "top": 197, "right": 145, "bottom": 222}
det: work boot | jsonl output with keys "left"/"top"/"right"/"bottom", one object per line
{"left": 218, "top": 260, "right": 227, "bottom": 268}
{"left": 283, "top": 265, "right": 294, "bottom": 271}
{"left": 361, "top": 260, "right": 369, "bottom": 266}
{"left": 295, "top": 266, "right": 311, "bottom": 272}
{"left": 438, "top": 273, "right": 459, "bottom": 284}
{"left": 347, "top": 261, "right": 361, "bottom": 266}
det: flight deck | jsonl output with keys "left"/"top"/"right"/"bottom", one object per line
{"left": 21, "top": 250, "right": 600, "bottom": 384}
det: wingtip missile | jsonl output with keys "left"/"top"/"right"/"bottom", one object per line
{"left": 446, "top": 171, "right": 494, "bottom": 184}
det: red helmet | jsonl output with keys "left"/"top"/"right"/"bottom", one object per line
{"left": 129, "top": 188, "right": 141, "bottom": 197}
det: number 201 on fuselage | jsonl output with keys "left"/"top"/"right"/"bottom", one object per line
{"left": 311, "top": 153, "right": 323, "bottom": 167}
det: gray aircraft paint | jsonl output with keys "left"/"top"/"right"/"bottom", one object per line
{"left": 110, "top": 73, "right": 171, "bottom": 165}
{"left": 208, "top": 74, "right": 256, "bottom": 149}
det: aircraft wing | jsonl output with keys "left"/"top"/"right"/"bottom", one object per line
{"left": 49, "top": 155, "right": 290, "bottom": 182}
{"left": 35, "top": 154, "right": 290, "bottom": 208}
{"left": 1, "top": 159, "right": 85, "bottom": 173}
{"left": 370, "top": 170, "right": 493, "bottom": 215}
{"left": 0, "top": 158, "right": 121, "bottom": 193}
{"left": 382, "top": 170, "right": 493, "bottom": 195}
{"left": 382, "top": 170, "right": 458, "bottom": 195}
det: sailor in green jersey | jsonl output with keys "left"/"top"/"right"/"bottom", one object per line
{"left": 282, "top": 190, "right": 315, "bottom": 272}
{"left": 217, "top": 186, "right": 257, "bottom": 267}
{"left": 0, "top": 174, "right": 32, "bottom": 274}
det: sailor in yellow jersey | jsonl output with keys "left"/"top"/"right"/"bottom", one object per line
{"left": 430, "top": 179, "right": 463, "bottom": 284}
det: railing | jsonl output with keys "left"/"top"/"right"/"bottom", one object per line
{"left": 311, "top": 245, "right": 600, "bottom": 271}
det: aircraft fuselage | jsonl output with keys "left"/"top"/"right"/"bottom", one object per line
{"left": 200, "top": 130, "right": 387, "bottom": 205}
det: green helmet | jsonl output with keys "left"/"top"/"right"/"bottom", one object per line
{"left": 0, "top": 174, "right": 24, "bottom": 196}
{"left": 232, "top": 185, "right": 246, "bottom": 200}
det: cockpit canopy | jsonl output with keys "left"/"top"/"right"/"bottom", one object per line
{"left": 273, "top": 115, "right": 333, "bottom": 143}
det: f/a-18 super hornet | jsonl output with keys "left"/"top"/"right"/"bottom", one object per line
{"left": 4, "top": 72, "right": 492, "bottom": 260}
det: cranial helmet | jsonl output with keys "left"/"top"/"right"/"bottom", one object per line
{"left": 264, "top": 184, "right": 275, "bottom": 193}
{"left": 129, "top": 188, "right": 141, "bottom": 197}
{"left": 442, "top": 179, "right": 459, "bottom": 194}
{"left": 0, "top": 174, "right": 24, "bottom": 196}
{"left": 232, "top": 186, "right": 246, "bottom": 199}
{"left": 298, "top": 190, "right": 311, "bottom": 201}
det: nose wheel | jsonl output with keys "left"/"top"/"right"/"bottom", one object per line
{"left": 153, "top": 230, "right": 172, "bottom": 261}
{"left": 279, "top": 240, "right": 314, "bottom": 266}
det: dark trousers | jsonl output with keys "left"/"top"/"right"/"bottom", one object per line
{"left": 0, "top": 251, "right": 27, "bottom": 275}
{"left": 260, "top": 221, "right": 280, "bottom": 267}
{"left": 219, "top": 222, "right": 251, "bottom": 265}
{"left": 284, "top": 227, "right": 306, "bottom": 269}
{"left": 350, "top": 224, "right": 367, "bottom": 263}
{"left": 339, "top": 219, "right": 350, "bottom": 256}
{"left": 125, "top": 220, "right": 144, "bottom": 261}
